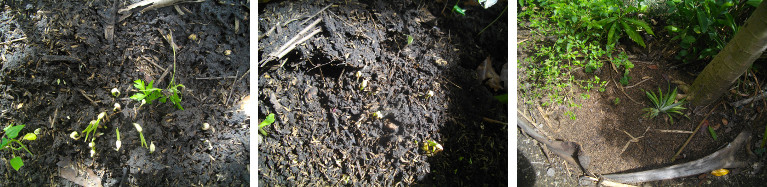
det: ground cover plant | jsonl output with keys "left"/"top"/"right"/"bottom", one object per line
{"left": 519, "top": 0, "right": 767, "bottom": 186}
{"left": 0, "top": 0, "right": 249, "bottom": 185}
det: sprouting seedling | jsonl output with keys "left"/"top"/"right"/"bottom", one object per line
{"left": 406, "top": 34, "right": 414, "bottom": 45}
{"left": 1, "top": 124, "right": 36, "bottom": 171}
{"left": 372, "top": 111, "right": 383, "bottom": 119}
{"left": 114, "top": 103, "right": 121, "bottom": 112}
{"left": 115, "top": 127, "right": 121, "bottom": 151}
{"left": 149, "top": 141, "right": 156, "bottom": 154}
{"left": 259, "top": 113, "right": 276, "bottom": 136}
{"left": 424, "top": 90, "right": 434, "bottom": 99}
{"left": 133, "top": 123, "right": 148, "bottom": 148}
{"left": 360, "top": 79, "right": 368, "bottom": 91}
{"left": 111, "top": 88, "right": 120, "bottom": 97}
{"left": 452, "top": 5, "right": 466, "bottom": 16}
{"left": 421, "top": 139, "right": 443, "bottom": 156}
{"left": 81, "top": 112, "right": 107, "bottom": 143}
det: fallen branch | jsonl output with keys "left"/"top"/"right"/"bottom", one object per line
{"left": 730, "top": 90, "right": 767, "bottom": 107}
{"left": 596, "top": 130, "right": 751, "bottom": 183}
{"left": 517, "top": 115, "right": 592, "bottom": 176}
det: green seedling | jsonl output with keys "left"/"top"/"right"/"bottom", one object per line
{"left": 372, "top": 111, "right": 383, "bottom": 119}
{"left": 114, "top": 103, "right": 121, "bottom": 112}
{"left": 613, "top": 98, "right": 620, "bottom": 105}
{"left": 133, "top": 123, "right": 148, "bottom": 148}
{"left": 111, "top": 88, "right": 120, "bottom": 97}
{"left": 80, "top": 112, "right": 107, "bottom": 143}
{"left": 130, "top": 79, "right": 185, "bottom": 110}
{"left": 149, "top": 141, "right": 155, "bottom": 154}
{"left": 643, "top": 86, "right": 688, "bottom": 124}
{"left": 115, "top": 127, "right": 121, "bottom": 151}
{"left": 452, "top": 5, "right": 466, "bottom": 16}
{"left": 1, "top": 124, "right": 36, "bottom": 171}
{"left": 421, "top": 140, "right": 443, "bottom": 156}
{"left": 424, "top": 90, "right": 435, "bottom": 100}
{"left": 406, "top": 35, "right": 414, "bottom": 45}
{"left": 360, "top": 79, "right": 368, "bottom": 91}
{"left": 708, "top": 126, "right": 718, "bottom": 141}
{"left": 259, "top": 113, "right": 276, "bottom": 136}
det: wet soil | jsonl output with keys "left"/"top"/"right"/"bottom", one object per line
{"left": 517, "top": 19, "right": 767, "bottom": 186}
{"left": 258, "top": 0, "right": 507, "bottom": 185}
{"left": 0, "top": 0, "right": 249, "bottom": 186}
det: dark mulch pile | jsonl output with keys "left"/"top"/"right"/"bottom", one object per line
{"left": 258, "top": 0, "right": 507, "bottom": 185}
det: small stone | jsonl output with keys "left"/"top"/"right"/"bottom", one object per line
{"left": 547, "top": 168, "right": 555, "bottom": 176}
{"left": 384, "top": 123, "right": 398, "bottom": 133}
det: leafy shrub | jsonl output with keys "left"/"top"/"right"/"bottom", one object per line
{"left": 664, "top": 0, "right": 759, "bottom": 63}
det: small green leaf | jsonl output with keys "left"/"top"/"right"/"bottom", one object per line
{"left": 260, "top": 113, "right": 276, "bottom": 128}
{"left": 22, "top": 133, "right": 36, "bottom": 141}
{"left": 708, "top": 126, "right": 718, "bottom": 141}
{"left": 406, "top": 35, "right": 414, "bottom": 45}
{"left": 5, "top": 125, "right": 25, "bottom": 139}
{"left": 10, "top": 156, "right": 23, "bottom": 171}
{"left": 0, "top": 137, "right": 8, "bottom": 148}
{"left": 133, "top": 79, "right": 145, "bottom": 90}
{"left": 453, "top": 5, "right": 466, "bottom": 16}
{"left": 623, "top": 18, "right": 654, "bottom": 36}
{"left": 621, "top": 21, "right": 646, "bottom": 48}
{"left": 130, "top": 93, "right": 146, "bottom": 101}
{"left": 665, "top": 25, "right": 680, "bottom": 32}
{"left": 494, "top": 94, "right": 508, "bottom": 103}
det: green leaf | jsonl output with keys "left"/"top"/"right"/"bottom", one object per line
{"left": 133, "top": 80, "right": 145, "bottom": 90}
{"left": 0, "top": 137, "right": 8, "bottom": 148}
{"left": 621, "top": 21, "right": 646, "bottom": 48}
{"left": 260, "top": 113, "right": 276, "bottom": 128}
{"left": 623, "top": 18, "right": 654, "bottom": 36}
{"left": 130, "top": 93, "right": 146, "bottom": 101}
{"left": 406, "top": 35, "right": 414, "bottom": 45}
{"left": 747, "top": 0, "right": 762, "bottom": 7}
{"left": 708, "top": 126, "right": 718, "bottom": 140}
{"left": 665, "top": 25, "right": 680, "bottom": 32}
{"left": 22, "top": 133, "right": 36, "bottom": 141}
{"left": 4, "top": 125, "right": 24, "bottom": 139}
{"left": 453, "top": 5, "right": 466, "bottom": 16}
{"left": 607, "top": 22, "right": 618, "bottom": 48}
{"left": 10, "top": 156, "right": 23, "bottom": 171}
{"left": 696, "top": 9, "right": 710, "bottom": 33}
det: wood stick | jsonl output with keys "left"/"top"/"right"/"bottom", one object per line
{"left": 671, "top": 103, "right": 720, "bottom": 162}
{"left": 0, "top": 37, "right": 26, "bottom": 45}
{"left": 77, "top": 89, "right": 98, "bottom": 106}
{"left": 603, "top": 131, "right": 750, "bottom": 183}
{"left": 654, "top": 129, "right": 694, "bottom": 134}
{"left": 730, "top": 90, "right": 767, "bottom": 107}
{"left": 276, "top": 28, "right": 322, "bottom": 60}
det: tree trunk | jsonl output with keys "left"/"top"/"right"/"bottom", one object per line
{"left": 688, "top": 1, "right": 767, "bottom": 106}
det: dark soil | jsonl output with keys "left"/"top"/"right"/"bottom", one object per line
{"left": 0, "top": 0, "right": 249, "bottom": 186}
{"left": 518, "top": 18, "right": 767, "bottom": 186}
{"left": 258, "top": 0, "right": 507, "bottom": 186}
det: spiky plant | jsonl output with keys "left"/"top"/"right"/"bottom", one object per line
{"left": 643, "top": 86, "right": 688, "bottom": 124}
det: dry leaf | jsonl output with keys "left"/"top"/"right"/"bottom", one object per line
{"left": 477, "top": 56, "right": 503, "bottom": 91}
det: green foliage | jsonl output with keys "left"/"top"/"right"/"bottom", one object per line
{"left": 708, "top": 126, "right": 718, "bottom": 140}
{"left": 406, "top": 35, "right": 414, "bottom": 45}
{"left": 259, "top": 113, "right": 276, "bottom": 136}
{"left": 452, "top": 5, "right": 466, "bottom": 16}
{"left": 130, "top": 79, "right": 185, "bottom": 110}
{"left": 519, "top": 0, "right": 641, "bottom": 119}
{"left": 642, "top": 86, "right": 688, "bottom": 124}
{"left": 1, "top": 124, "right": 35, "bottom": 171}
{"left": 613, "top": 52, "right": 634, "bottom": 86}
{"left": 665, "top": 0, "right": 757, "bottom": 63}
{"left": 613, "top": 97, "right": 621, "bottom": 105}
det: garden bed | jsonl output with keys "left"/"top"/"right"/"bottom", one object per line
{"left": 0, "top": 0, "right": 249, "bottom": 185}
{"left": 257, "top": 0, "right": 508, "bottom": 185}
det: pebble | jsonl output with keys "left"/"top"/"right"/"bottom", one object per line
{"left": 547, "top": 168, "right": 555, "bottom": 176}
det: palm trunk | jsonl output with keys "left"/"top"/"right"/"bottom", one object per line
{"left": 689, "top": 1, "right": 767, "bottom": 106}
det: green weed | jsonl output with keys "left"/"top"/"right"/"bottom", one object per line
{"left": 1, "top": 124, "right": 36, "bottom": 171}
